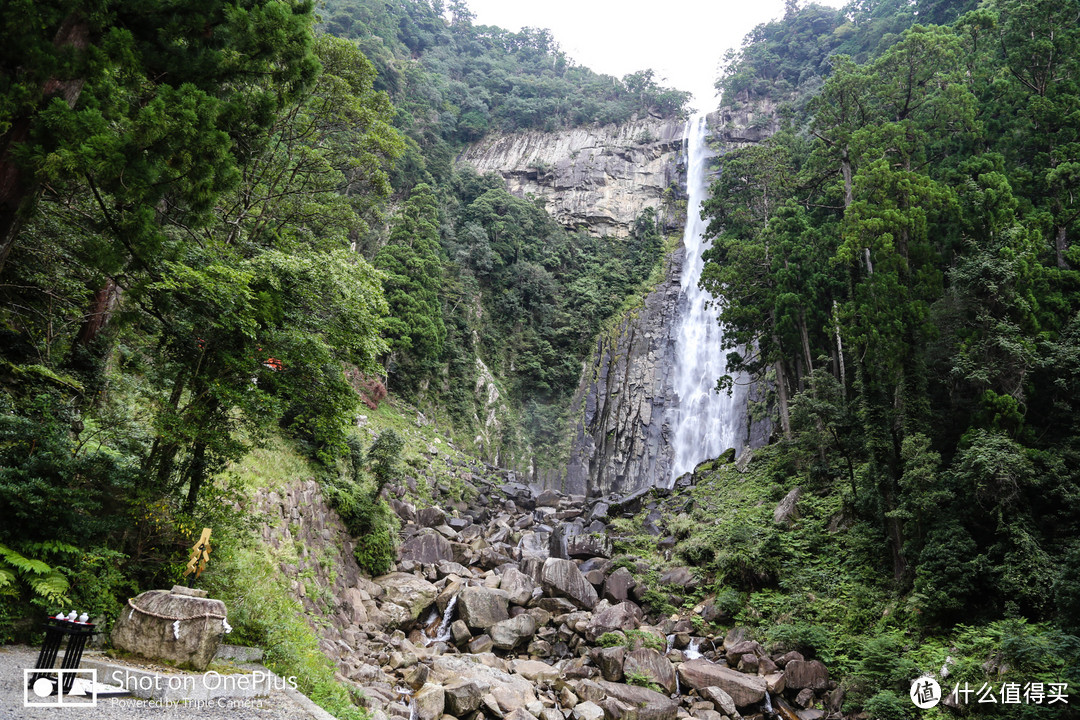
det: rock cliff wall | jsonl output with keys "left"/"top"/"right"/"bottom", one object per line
{"left": 458, "top": 116, "right": 685, "bottom": 237}
{"left": 550, "top": 108, "right": 778, "bottom": 499}
{"left": 555, "top": 249, "right": 684, "bottom": 497}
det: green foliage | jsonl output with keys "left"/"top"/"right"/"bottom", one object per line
{"left": 860, "top": 690, "right": 910, "bottom": 720}
{"left": 624, "top": 669, "right": 663, "bottom": 694}
{"left": 0, "top": 544, "right": 69, "bottom": 604}
{"left": 702, "top": 1, "right": 1080, "bottom": 641}
{"left": 596, "top": 631, "right": 627, "bottom": 648}
{"left": 200, "top": 532, "right": 366, "bottom": 720}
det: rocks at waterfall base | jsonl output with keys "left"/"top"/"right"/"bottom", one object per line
{"left": 254, "top": 465, "right": 846, "bottom": 720}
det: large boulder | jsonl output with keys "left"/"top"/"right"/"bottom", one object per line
{"left": 585, "top": 601, "right": 642, "bottom": 641}
{"left": 567, "top": 534, "right": 613, "bottom": 559}
{"left": 622, "top": 648, "right": 676, "bottom": 694}
{"left": 399, "top": 530, "right": 455, "bottom": 565}
{"left": 773, "top": 487, "right": 801, "bottom": 525}
{"left": 603, "top": 568, "right": 635, "bottom": 603}
{"left": 444, "top": 680, "right": 484, "bottom": 716}
{"left": 657, "top": 566, "right": 694, "bottom": 588}
{"left": 677, "top": 659, "right": 767, "bottom": 708}
{"left": 417, "top": 506, "right": 448, "bottom": 528}
{"left": 518, "top": 532, "right": 551, "bottom": 560}
{"left": 458, "top": 586, "right": 510, "bottom": 630}
{"left": 413, "top": 684, "right": 445, "bottom": 720}
{"left": 111, "top": 587, "right": 227, "bottom": 671}
{"left": 373, "top": 573, "right": 439, "bottom": 619}
{"left": 499, "top": 567, "right": 537, "bottom": 606}
{"left": 490, "top": 614, "right": 538, "bottom": 651}
{"left": 541, "top": 557, "right": 598, "bottom": 610}
{"left": 431, "top": 655, "right": 538, "bottom": 714}
{"left": 595, "top": 680, "right": 678, "bottom": 720}
{"left": 700, "top": 687, "right": 737, "bottom": 717}
{"left": 510, "top": 659, "right": 560, "bottom": 683}
{"left": 592, "top": 646, "right": 626, "bottom": 682}
{"left": 784, "top": 659, "right": 829, "bottom": 691}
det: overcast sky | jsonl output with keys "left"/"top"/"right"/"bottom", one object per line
{"left": 462, "top": 0, "right": 847, "bottom": 112}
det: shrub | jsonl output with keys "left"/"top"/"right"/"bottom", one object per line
{"left": 861, "top": 690, "right": 910, "bottom": 720}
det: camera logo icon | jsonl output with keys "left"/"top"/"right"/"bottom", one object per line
{"left": 23, "top": 668, "right": 99, "bottom": 707}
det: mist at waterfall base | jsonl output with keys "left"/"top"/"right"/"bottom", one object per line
{"left": 667, "top": 113, "right": 749, "bottom": 483}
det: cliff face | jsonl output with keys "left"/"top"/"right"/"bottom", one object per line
{"left": 552, "top": 109, "right": 777, "bottom": 498}
{"left": 458, "top": 116, "right": 685, "bottom": 237}
{"left": 558, "top": 249, "right": 685, "bottom": 497}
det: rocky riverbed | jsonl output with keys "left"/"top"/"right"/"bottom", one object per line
{"left": 255, "top": 455, "right": 844, "bottom": 720}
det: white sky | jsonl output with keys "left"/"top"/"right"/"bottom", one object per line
{"left": 462, "top": 0, "right": 848, "bottom": 112}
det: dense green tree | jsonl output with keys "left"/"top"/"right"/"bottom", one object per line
{"left": 375, "top": 182, "right": 446, "bottom": 392}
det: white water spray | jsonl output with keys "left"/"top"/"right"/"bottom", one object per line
{"left": 432, "top": 595, "right": 457, "bottom": 644}
{"left": 668, "top": 112, "right": 748, "bottom": 482}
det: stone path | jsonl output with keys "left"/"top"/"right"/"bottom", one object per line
{"left": 0, "top": 646, "right": 326, "bottom": 720}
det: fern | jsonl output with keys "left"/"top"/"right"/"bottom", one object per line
{"left": 0, "top": 544, "right": 70, "bottom": 603}
{"left": 29, "top": 572, "right": 70, "bottom": 602}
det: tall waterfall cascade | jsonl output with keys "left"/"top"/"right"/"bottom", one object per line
{"left": 667, "top": 113, "right": 749, "bottom": 482}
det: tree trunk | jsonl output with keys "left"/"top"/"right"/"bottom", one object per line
{"left": 72, "top": 279, "right": 121, "bottom": 348}
{"left": 184, "top": 441, "right": 208, "bottom": 513}
{"left": 1056, "top": 225, "right": 1069, "bottom": 269}
{"left": 833, "top": 300, "right": 847, "bottom": 399}
{"left": 798, "top": 310, "right": 814, "bottom": 377}
{"left": 774, "top": 359, "right": 793, "bottom": 440}
{"left": 0, "top": 13, "right": 90, "bottom": 275}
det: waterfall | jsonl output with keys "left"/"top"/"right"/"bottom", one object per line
{"left": 667, "top": 112, "right": 748, "bottom": 482}
{"left": 432, "top": 595, "right": 457, "bottom": 643}
{"left": 684, "top": 637, "right": 703, "bottom": 659}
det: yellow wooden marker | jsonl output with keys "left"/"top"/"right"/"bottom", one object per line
{"left": 183, "top": 528, "right": 212, "bottom": 581}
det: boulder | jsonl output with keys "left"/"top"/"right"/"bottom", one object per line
{"left": 468, "top": 634, "right": 494, "bottom": 654}
{"left": 699, "top": 687, "right": 737, "bottom": 717}
{"left": 399, "top": 530, "right": 455, "bottom": 565}
{"left": 505, "top": 709, "right": 539, "bottom": 720}
{"left": 417, "top": 506, "right": 448, "bottom": 528}
{"left": 586, "top": 601, "right": 642, "bottom": 641}
{"left": 444, "top": 680, "right": 484, "bottom": 716}
{"left": 510, "top": 659, "right": 560, "bottom": 683}
{"left": 592, "top": 645, "right": 626, "bottom": 682}
{"left": 622, "top": 648, "right": 676, "bottom": 694}
{"left": 491, "top": 614, "right": 538, "bottom": 651}
{"left": 773, "top": 487, "right": 801, "bottom": 525}
{"left": 603, "top": 568, "right": 635, "bottom": 604}
{"left": 677, "top": 659, "right": 767, "bottom": 708}
{"left": 342, "top": 587, "right": 369, "bottom": 625}
{"left": 595, "top": 681, "right": 678, "bottom": 720}
{"left": 373, "top": 573, "right": 438, "bottom": 619}
{"left": 111, "top": 588, "right": 227, "bottom": 671}
{"left": 573, "top": 701, "right": 605, "bottom": 720}
{"left": 499, "top": 567, "right": 537, "bottom": 606}
{"left": 518, "top": 532, "right": 551, "bottom": 560}
{"left": 658, "top": 567, "right": 694, "bottom": 588}
{"left": 431, "top": 655, "right": 538, "bottom": 713}
{"left": 567, "top": 534, "right": 613, "bottom": 559}
{"left": 413, "top": 684, "right": 445, "bottom": 720}
{"left": 536, "top": 489, "right": 561, "bottom": 507}
{"left": 541, "top": 558, "right": 598, "bottom": 610}
{"left": 458, "top": 586, "right": 510, "bottom": 630}
{"left": 725, "top": 639, "right": 765, "bottom": 658}
{"left": 784, "top": 659, "right": 829, "bottom": 691}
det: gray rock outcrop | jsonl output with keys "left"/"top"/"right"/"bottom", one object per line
{"left": 111, "top": 587, "right": 227, "bottom": 671}
{"left": 459, "top": 117, "right": 685, "bottom": 238}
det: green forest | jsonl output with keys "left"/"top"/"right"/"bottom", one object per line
{"left": 688, "top": 0, "right": 1080, "bottom": 715}
{"left": 2, "top": 0, "right": 1080, "bottom": 717}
